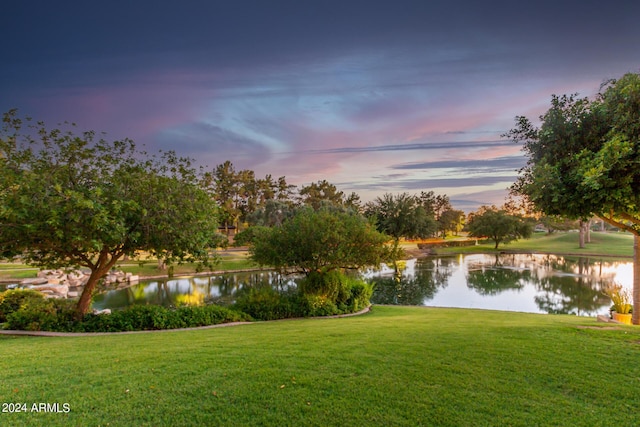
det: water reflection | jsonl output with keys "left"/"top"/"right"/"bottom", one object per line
{"left": 366, "top": 258, "right": 453, "bottom": 305}
{"left": 369, "top": 254, "right": 630, "bottom": 316}
{"left": 92, "top": 271, "right": 297, "bottom": 310}
{"left": 92, "top": 254, "right": 633, "bottom": 316}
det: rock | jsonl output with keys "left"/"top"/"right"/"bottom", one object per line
{"left": 67, "top": 291, "right": 79, "bottom": 298}
{"left": 67, "top": 271, "right": 85, "bottom": 281}
{"left": 67, "top": 277, "right": 86, "bottom": 287}
{"left": 37, "top": 270, "right": 53, "bottom": 278}
{"left": 93, "top": 308, "right": 111, "bottom": 315}
{"left": 21, "top": 278, "right": 49, "bottom": 286}
{"left": 28, "top": 284, "right": 69, "bottom": 297}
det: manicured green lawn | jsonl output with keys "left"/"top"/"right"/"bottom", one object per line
{"left": 1, "top": 306, "right": 638, "bottom": 426}
{"left": 433, "top": 231, "right": 634, "bottom": 258}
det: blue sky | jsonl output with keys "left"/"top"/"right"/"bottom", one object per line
{"left": 2, "top": 0, "right": 639, "bottom": 211}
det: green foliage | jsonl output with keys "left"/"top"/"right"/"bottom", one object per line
{"left": 507, "top": 73, "right": 640, "bottom": 233}
{"left": 0, "top": 288, "right": 45, "bottom": 322}
{"left": 467, "top": 207, "right": 534, "bottom": 249}
{"left": 246, "top": 199, "right": 298, "bottom": 227}
{"left": 298, "top": 179, "right": 346, "bottom": 210}
{"left": 234, "top": 286, "right": 302, "bottom": 320}
{"left": 250, "top": 207, "right": 394, "bottom": 275}
{"left": 365, "top": 192, "right": 438, "bottom": 241}
{"left": 0, "top": 110, "right": 220, "bottom": 315}
{"left": 232, "top": 226, "right": 272, "bottom": 247}
{"left": 202, "top": 161, "right": 294, "bottom": 228}
{"left": 298, "top": 270, "right": 344, "bottom": 301}
{"left": 83, "top": 305, "right": 249, "bottom": 332}
{"left": 3, "top": 299, "right": 249, "bottom": 332}
{"left": 234, "top": 271, "right": 373, "bottom": 320}
{"left": 506, "top": 72, "right": 640, "bottom": 324}
{"left": 5, "top": 298, "right": 77, "bottom": 331}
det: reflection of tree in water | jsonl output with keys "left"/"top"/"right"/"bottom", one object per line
{"left": 465, "top": 253, "right": 528, "bottom": 296}
{"left": 208, "top": 271, "right": 297, "bottom": 305}
{"left": 534, "top": 276, "right": 607, "bottom": 315}
{"left": 370, "top": 257, "right": 453, "bottom": 305}
{"left": 94, "top": 255, "right": 626, "bottom": 314}
{"left": 467, "top": 255, "right": 610, "bottom": 314}
{"left": 466, "top": 268, "right": 529, "bottom": 296}
{"left": 519, "top": 255, "right": 612, "bottom": 315}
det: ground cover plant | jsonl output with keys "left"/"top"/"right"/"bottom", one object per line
{"left": 0, "top": 306, "right": 638, "bottom": 426}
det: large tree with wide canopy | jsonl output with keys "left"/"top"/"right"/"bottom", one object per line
{"left": 0, "top": 110, "right": 221, "bottom": 317}
{"left": 506, "top": 73, "right": 640, "bottom": 323}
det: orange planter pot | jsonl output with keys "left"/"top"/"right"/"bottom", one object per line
{"left": 612, "top": 312, "right": 632, "bottom": 325}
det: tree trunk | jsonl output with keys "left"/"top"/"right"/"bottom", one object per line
{"left": 633, "top": 234, "right": 640, "bottom": 325}
{"left": 578, "top": 220, "right": 586, "bottom": 249}
{"left": 75, "top": 250, "right": 123, "bottom": 319}
{"left": 75, "top": 270, "right": 103, "bottom": 319}
{"left": 586, "top": 219, "right": 591, "bottom": 243}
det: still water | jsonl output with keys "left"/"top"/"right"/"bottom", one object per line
{"left": 92, "top": 254, "right": 633, "bottom": 317}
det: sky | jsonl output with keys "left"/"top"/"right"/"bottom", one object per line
{"left": 2, "top": 0, "right": 639, "bottom": 212}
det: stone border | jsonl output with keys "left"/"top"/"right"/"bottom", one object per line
{"left": 0, "top": 306, "right": 372, "bottom": 337}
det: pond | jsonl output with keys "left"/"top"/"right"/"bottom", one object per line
{"left": 92, "top": 254, "right": 633, "bottom": 317}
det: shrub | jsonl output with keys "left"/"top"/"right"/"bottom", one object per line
{"left": 0, "top": 289, "right": 46, "bottom": 322}
{"left": 297, "top": 271, "right": 372, "bottom": 316}
{"left": 79, "top": 304, "right": 251, "bottom": 332}
{"left": 5, "top": 297, "right": 79, "bottom": 332}
{"left": 346, "top": 281, "right": 373, "bottom": 312}
{"left": 302, "top": 294, "right": 338, "bottom": 317}
{"left": 299, "top": 270, "right": 344, "bottom": 301}
{"left": 3, "top": 296, "right": 250, "bottom": 332}
{"left": 234, "top": 286, "right": 302, "bottom": 320}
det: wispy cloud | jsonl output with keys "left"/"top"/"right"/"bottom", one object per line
{"left": 391, "top": 156, "right": 527, "bottom": 171}
{"left": 296, "top": 140, "right": 514, "bottom": 155}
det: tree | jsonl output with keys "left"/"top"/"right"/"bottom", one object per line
{"left": 246, "top": 199, "right": 297, "bottom": 227}
{"left": 438, "top": 209, "right": 465, "bottom": 237}
{"left": 204, "top": 160, "right": 240, "bottom": 234}
{"left": 298, "top": 180, "right": 345, "bottom": 209}
{"left": 506, "top": 72, "right": 640, "bottom": 323}
{"left": 364, "top": 193, "right": 438, "bottom": 246}
{"left": 418, "top": 191, "right": 452, "bottom": 219}
{"left": 467, "top": 207, "right": 533, "bottom": 249}
{"left": 249, "top": 207, "right": 394, "bottom": 276}
{"left": 0, "top": 110, "right": 220, "bottom": 317}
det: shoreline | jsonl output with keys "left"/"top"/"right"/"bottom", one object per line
{"left": 0, "top": 249, "right": 633, "bottom": 285}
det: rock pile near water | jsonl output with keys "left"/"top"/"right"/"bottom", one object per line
{"left": 19, "top": 269, "right": 139, "bottom": 299}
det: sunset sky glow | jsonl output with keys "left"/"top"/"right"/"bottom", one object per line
{"left": 2, "top": 0, "right": 639, "bottom": 211}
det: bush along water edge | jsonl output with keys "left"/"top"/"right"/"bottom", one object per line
{"left": 0, "top": 272, "right": 373, "bottom": 332}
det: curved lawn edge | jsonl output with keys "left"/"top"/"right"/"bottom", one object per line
{"left": 0, "top": 305, "right": 372, "bottom": 337}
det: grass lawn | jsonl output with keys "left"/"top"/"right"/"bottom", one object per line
{"left": 431, "top": 231, "right": 634, "bottom": 258}
{"left": 0, "top": 249, "right": 257, "bottom": 282}
{"left": 1, "top": 306, "right": 638, "bottom": 426}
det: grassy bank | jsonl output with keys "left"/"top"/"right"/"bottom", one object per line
{"left": 0, "top": 306, "right": 638, "bottom": 426}
{"left": 429, "top": 231, "right": 634, "bottom": 258}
